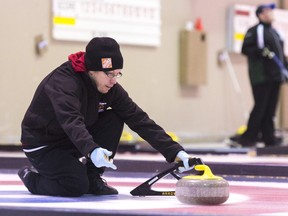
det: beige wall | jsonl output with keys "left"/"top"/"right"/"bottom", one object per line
{"left": 0, "top": 0, "right": 279, "bottom": 144}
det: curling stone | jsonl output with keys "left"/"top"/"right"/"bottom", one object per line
{"left": 175, "top": 164, "right": 229, "bottom": 205}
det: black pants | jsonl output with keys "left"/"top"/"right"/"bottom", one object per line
{"left": 242, "top": 81, "right": 281, "bottom": 145}
{"left": 24, "top": 110, "right": 124, "bottom": 197}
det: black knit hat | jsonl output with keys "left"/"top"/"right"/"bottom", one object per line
{"left": 85, "top": 37, "right": 123, "bottom": 71}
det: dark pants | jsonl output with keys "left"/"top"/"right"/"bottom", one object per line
{"left": 242, "top": 81, "right": 281, "bottom": 145}
{"left": 24, "top": 110, "right": 124, "bottom": 197}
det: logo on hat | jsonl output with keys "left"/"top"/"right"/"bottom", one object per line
{"left": 101, "top": 58, "right": 113, "bottom": 69}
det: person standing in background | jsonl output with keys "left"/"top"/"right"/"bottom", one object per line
{"left": 233, "top": 3, "right": 287, "bottom": 147}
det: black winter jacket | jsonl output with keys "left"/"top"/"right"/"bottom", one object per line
{"left": 21, "top": 61, "right": 183, "bottom": 163}
{"left": 241, "top": 22, "right": 286, "bottom": 85}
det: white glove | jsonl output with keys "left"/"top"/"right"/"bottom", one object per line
{"left": 175, "top": 150, "right": 193, "bottom": 173}
{"left": 90, "top": 147, "right": 117, "bottom": 170}
{"left": 262, "top": 47, "right": 275, "bottom": 59}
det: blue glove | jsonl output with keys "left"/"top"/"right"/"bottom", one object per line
{"left": 90, "top": 147, "right": 117, "bottom": 170}
{"left": 175, "top": 150, "right": 193, "bottom": 173}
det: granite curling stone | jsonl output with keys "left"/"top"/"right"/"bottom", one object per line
{"left": 175, "top": 164, "right": 229, "bottom": 205}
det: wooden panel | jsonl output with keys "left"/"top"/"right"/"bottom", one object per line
{"left": 179, "top": 30, "right": 207, "bottom": 86}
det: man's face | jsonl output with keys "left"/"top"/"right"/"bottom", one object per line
{"left": 258, "top": 8, "right": 274, "bottom": 24}
{"left": 88, "top": 69, "right": 122, "bottom": 94}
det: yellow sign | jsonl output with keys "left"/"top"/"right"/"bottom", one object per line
{"left": 53, "top": 16, "right": 76, "bottom": 25}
